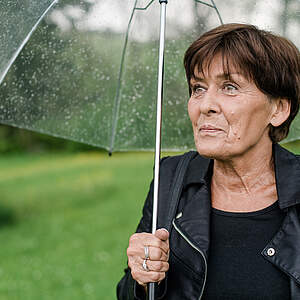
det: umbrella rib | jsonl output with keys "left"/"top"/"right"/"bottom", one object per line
{"left": 194, "top": 0, "right": 224, "bottom": 25}
{"left": 210, "top": 0, "right": 224, "bottom": 25}
{"left": 194, "top": 0, "right": 215, "bottom": 8}
{"left": 110, "top": 0, "right": 152, "bottom": 154}
{"left": 0, "top": 0, "right": 60, "bottom": 85}
{"left": 136, "top": 0, "right": 156, "bottom": 11}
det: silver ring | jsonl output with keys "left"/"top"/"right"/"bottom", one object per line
{"left": 144, "top": 245, "right": 149, "bottom": 260}
{"left": 142, "top": 259, "right": 149, "bottom": 272}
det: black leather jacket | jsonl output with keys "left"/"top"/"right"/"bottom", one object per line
{"left": 117, "top": 144, "right": 300, "bottom": 299}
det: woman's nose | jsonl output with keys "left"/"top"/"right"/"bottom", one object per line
{"left": 199, "top": 89, "right": 220, "bottom": 115}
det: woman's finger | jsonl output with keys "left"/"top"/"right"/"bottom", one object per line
{"left": 143, "top": 238, "right": 169, "bottom": 254}
{"left": 127, "top": 244, "right": 168, "bottom": 262}
{"left": 155, "top": 228, "right": 169, "bottom": 242}
{"left": 129, "top": 233, "right": 169, "bottom": 255}
{"left": 139, "top": 258, "right": 169, "bottom": 273}
{"left": 145, "top": 246, "right": 169, "bottom": 261}
{"left": 131, "top": 269, "right": 166, "bottom": 285}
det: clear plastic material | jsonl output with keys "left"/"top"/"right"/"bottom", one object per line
{"left": 0, "top": 0, "right": 299, "bottom": 151}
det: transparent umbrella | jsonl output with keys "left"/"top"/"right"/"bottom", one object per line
{"left": 0, "top": 0, "right": 300, "bottom": 298}
{"left": 1, "top": 1, "right": 300, "bottom": 152}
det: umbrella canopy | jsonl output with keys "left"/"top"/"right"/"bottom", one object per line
{"left": 0, "top": 0, "right": 300, "bottom": 152}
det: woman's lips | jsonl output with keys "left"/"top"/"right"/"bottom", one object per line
{"left": 199, "top": 125, "right": 224, "bottom": 134}
{"left": 200, "top": 125, "right": 223, "bottom": 131}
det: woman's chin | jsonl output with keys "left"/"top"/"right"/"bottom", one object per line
{"left": 195, "top": 144, "right": 223, "bottom": 159}
{"left": 194, "top": 140, "right": 231, "bottom": 160}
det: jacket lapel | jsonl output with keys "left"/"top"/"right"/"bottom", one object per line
{"left": 270, "top": 145, "right": 300, "bottom": 298}
{"left": 262, "top": 207, "right": 300, "bottom": 288}
{"left": 274, "top": 143, "right": 300, "bottom": 209}
{"left": 174, "top": 183, "right": 211, "bottom": 259}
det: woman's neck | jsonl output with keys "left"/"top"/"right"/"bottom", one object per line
{"left": 211, "top": 143, "right": 277, "bottom": 212}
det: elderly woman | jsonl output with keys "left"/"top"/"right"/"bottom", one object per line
{"left": 117, "top": 23, "right": 300, "bottom": 299}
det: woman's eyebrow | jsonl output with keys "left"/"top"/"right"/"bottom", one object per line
{"left": 215, "top": 73, "right": 242, "bottom": 80}
{"left": 191, "top": 72, "right": 243, "bottom": 83}
{"left": 190, "top": 77, "right": 205, "bottom": 84}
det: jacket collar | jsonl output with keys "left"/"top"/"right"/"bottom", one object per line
{"left": 184, "top": 143, "right": 300, "bottom": 210}
{"left": 183, "top": 154, "right": 211, "bottom": 186}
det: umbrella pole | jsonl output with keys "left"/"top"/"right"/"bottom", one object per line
{"left": 148, "top": 1, "right": 167, "bottom": 299}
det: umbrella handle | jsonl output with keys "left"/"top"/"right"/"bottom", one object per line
{"left": 148, "top": 1, "right": 167, "bottom": 300}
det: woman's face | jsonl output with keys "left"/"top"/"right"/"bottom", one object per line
{"left": 188, "top": 55, "right": 277, "bottom": 160}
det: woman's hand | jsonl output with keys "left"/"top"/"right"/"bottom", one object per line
{"left": 127, "top": 228, "right": 170, "bottom": 287}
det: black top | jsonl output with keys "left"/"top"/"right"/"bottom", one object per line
{"left": 202, "top": 201, "right": 290, "bottom": 300}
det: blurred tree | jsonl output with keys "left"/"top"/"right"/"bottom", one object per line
{"left": 0, "top": 124, "right": 96, "bottom": 153}
{"left": 280, "top": 0, "right": 300, "bottom": 36}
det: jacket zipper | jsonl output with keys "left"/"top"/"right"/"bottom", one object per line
{"left": 172, "top": 219, "right": 207, "bottom": 300}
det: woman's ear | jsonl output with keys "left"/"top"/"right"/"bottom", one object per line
{"left": 270, "top": 98, "right": 291, "bottom": 127}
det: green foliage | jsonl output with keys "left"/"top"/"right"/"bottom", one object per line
{"left": 281, "top": 140, "right": 300, "bottom": 154}
{"left": 0, "top": 152, "right": 154, "bottom": 300}
{"left": 0, "top": 124, "right": 97, "bottom": 153}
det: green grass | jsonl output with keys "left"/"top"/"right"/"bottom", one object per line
{"left": 0, "top": 143, "right": 299, "bottom": 300}
{"left": 0, "top": 152, "right": 156, "bottom": 300}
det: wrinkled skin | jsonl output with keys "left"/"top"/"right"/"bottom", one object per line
{"left": 127, "top": 228, "right": 169, "bottom": 287}
{"left": 188, "top": 55, "right": 278, "bottom": 161}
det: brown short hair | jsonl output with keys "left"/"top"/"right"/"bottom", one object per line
{"left": 184, "top": 23, "right": 300, "bottom": 143}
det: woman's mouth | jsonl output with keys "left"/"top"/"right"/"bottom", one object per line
{"left": 198, "top": 125, "right": 224, "bottom": 135}
{"left": 200, "top": 125, "right": 223, "bottom": 131}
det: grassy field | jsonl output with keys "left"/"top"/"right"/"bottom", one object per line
{"left": 0, "top": 152, "right": 158, "bottom": 300}
{"left": 0, "top": 142, "right": 299, "bottom": 300}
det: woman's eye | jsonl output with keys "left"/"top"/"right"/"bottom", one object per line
{"left": 192, "top": 85, "right": 206, "bottom": 96}
{"left": 223, "top": 84, "right": 238, "bottom": 95}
